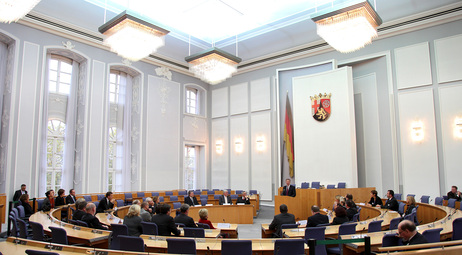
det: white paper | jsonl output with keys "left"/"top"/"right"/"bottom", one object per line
{"left": 217, "top": 223, "right": 231, "bottom": 228}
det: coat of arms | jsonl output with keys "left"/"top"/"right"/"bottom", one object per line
{"left": 310, "top": 93, "right": 331, "bottom": 121}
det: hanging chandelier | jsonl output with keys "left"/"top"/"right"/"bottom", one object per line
{"left": 311, "top": 0, "right": 382, "bottom": 53}
{"left": 98, "top": 10, "right": 169, "bottom": 61}
{"left": 185, "top": 47, "right": 242, "bottom": 85}
{"left": 0, "top": 0, "right": 41, "bottom": 23}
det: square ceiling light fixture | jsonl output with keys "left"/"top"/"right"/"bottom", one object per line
{"left": 185, "top": 47, "right": 242, "bottom": 85}
{"left": 311, "top": 0, "right": 382, "bottom": 53}
{"left": 0, "top": 0, "right": 41, "bottom": 23}
{"left": 98, "top": 10, "right": 169, "bottom": 61}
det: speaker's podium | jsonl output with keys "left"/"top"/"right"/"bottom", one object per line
{"left": 275, "top": 187, "right": 318, "bottom": 221}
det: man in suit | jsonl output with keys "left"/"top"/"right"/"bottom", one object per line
{"left": 307, "top": 205, "right": 329, "bottom": 227}
{"left": 96, "top": 191, "right": 115, "bottom": 213}
{"left": 447, "top": 186, "right": 462, "bottom": 201}
{"left": 146, "top": 197, "right": 156, "bottom": 215}
{"left": 382, "top": 190, "right": 399, "bottom": 211}
{"left": 237, "top": 191, "right": 251, "bottom": 204}
{"left": 219, "top": 190, "right": 233, "bottom": 205}
{"left": 151, "top": 204, "right": 181, "bottom": 236}
{"left": 184, "top": 191, "right": 199, "bottom": 206}
{"left": 174, "top": 204, "right": 197, "bottom": 228}
{"left": 398, "top": 220, "right": 428, "bottom": 245}
{"left": 72, "top": 198, "right": 87, "bottom": 221}
{"left": 281, "top": 179, "right": 296, "bottom": 197}
{"left": 140, "top": 202, "right": 152, "bottom": 222}
{"left": 81, "top": 203, "right": 108, "bottom": 230}
{"left": 269, "top": 204, "right": 296, "bottom": 238}
{"left": 345, "top": 200, "right": 357, "bottom": 221}
{"left": 66, "top": 189, "right": 77, "bottom": 204}
{"left": 13, "top": 184, "right": 27, "bottom": 201}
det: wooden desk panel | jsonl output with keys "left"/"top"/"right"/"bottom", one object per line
{"left": 0, "top": 193, "right": 5, "bottom": 224}
{"left": 188, "top": 205, "right": 254, "bottom": 224}
{"left": 317, "top": 187, "right": 376, "bottom": 209}
{"left": 275, "top": 188, "right": 318, "bottom": 221}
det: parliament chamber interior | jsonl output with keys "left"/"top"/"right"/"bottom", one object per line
{"left": 1, "top": 0, "right": 462, "bottom": 254}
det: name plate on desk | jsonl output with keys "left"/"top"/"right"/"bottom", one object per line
{"left": 13, "top": 239, "right": 27, "bottom": 245}
{"left": 95, "top": 251, "right": 109, "bottom": 255}
{"left": 217, "top": 223, "right": 230, "bottom": 228}
{"left": 236, "top": 203, "right": 245, "bottom": 205}
{"left": 73, "top": 226, "right": 81, "bottom": 230}
{"left": 45, "top": 244, "right": 63, "bottom": 250}
{"left": 205, "top": 204, "right": 213, "bottom": 206}
{"left": 150, "top": 236, "right": 166, "bottom": 241}
{"left": 223, "top": 203, "right": 231, "bottom": 205}
{"left": 92, "top": 229, "right": 103, "bottom": 234}
{"left": 195, "top": 238, "right": 206, "bottom": 243}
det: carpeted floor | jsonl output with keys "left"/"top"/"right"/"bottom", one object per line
{"left": 237, "top": 205, "right": 274, "bottom": 239}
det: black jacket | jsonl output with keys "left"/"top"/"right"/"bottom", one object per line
{"left": 218, "top": 195, "right": 233, "bottom": 205}
{"left": 66, "top": 195, "right": 77, "bottom": 204}
{"left": 369, "top": 196, "right": 383, "bottom": 207}
{"left": 55, "top": 196, "right": 66, "bottom": 207}
{"left": 124, "top": 215, "right": 143, "bottom": 236}
{"left": 332, "top": 216, "right": 349, "bottom": 225}
{"left": 237, "top": 196, "right": 251, "bottom": 204}
{"left": 403, "top": 232, "right": 428, "bottom": 245}
{"left": 81, "top": 213, "right": 106, "bottom": 229}
{"left": 184, "top": 196, "right": 199, "bottom": 206}
{"left": 72, "top": 210, "right": 86, "bottom": 221}
{"left": 346, "top": 207, "right": 358, "bottom": 221}
{"left": 307, "top": 213, "right": 329, "bottom": 227}
{"left": 96, "top": 197, "right": 114, "bottom": 213}
{"left": 382, "top": 197, "right": 399, "bottom": 211}
{"left": 269, "top": 212, "right": 296, "bottom": 237}
{"left": 174, "top": 213, "right": 197, "bottom": 228}
{"left": 151, "top": 213, "right": 180, "bottom": 236}
{"left": 13, "top": 190, "right": 27, "bottom": 201}
{"left": 281, "top": 185, "right": 296, "bottom": 197}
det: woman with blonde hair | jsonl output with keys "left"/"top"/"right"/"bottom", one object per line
{"left": 198, "top": 208, "right": 215, "bottom": 229}
{"left": 404, "top": 196, "right": 416, "bottom": 216}
{"left": 124, "top": 204, "right": 143, "bottom": 236}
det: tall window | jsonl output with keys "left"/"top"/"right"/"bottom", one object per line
{"left": 47, "top": 119, "right": 65, "bottom": 191}
{"left": 48, "top": 55, "right": 72, "bottom": 95}
{"left": 109, "top": 72, "right": 120, "bottom": 103}
{"left": 108, "top": 127, "right": 118, "bottom": 192}
{"left": 186, "top": 88, "right": 198, "bottom": 114}
{"left": 184, "top": 146, "right": 197, "bottom": 190}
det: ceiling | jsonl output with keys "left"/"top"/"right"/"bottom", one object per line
{"left": 30, "top": 0, "right": 461, "bottom": 66}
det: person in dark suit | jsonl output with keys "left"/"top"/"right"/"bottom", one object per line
{"left": 140, "top": 202, "right": 152, "bottom": 222}
{"left": 368, "top": 190, "right": 383, "bottom": 207}
{"left": 398, "top": 220, "right": 428, "bottom": 245}
{"left": 269, "top": 204, "right": 296, "bottom": 237}
{"left": 19, "top": 194, "right": 33, "bottom": 218}
{"left": 72, "top": 198, "right": 87, "bottom": 221}
{"left": 174, "top": 204, "right": 197, "bottom": 228}
{"left": 345, "top": 200, "right": 357, "bottom": 221}
{"left": 382, "top": 190, "right": 399, "bottom": 211}
{"left": 96, "top": 191, "right": 115, "bottom": 213}
{"left": 81, "top": 203, "right": 108, "bottom": 230}
{"left": 55, "top": 189, "right": 66, "bottom": 206}
{"left": 447, "top": 186, "right": 462, "bottom": 201}
{"left": 13, "top": 184, "right": 27, "bottom": 201}
{"left": 237, "top": 191, "right": 251, "bottom": 204}
{"left": 151, "top": 204, "right": 181, "bottom": 236}
{"left": 281, "top": 178, "right": 296, "bottom": 197}
{"left": 66, "top": 189, "right": 77, "bottom": 204}
{"left": 345, "top": 194, "right": 357, "bottom": 208}
{"left": 331, "top": 206, "right": 349, "bottom": 225}
{"left": 307, "top": 205, "right": 329, "bottom": 227}
{"left": 184, "top": 191, "right": 199, "bottom": 206}
{"left": 218, "top": 190, "right": 233, "bottom": 205}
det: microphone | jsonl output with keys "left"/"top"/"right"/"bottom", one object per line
{"left": 207, "top": 246, "right": 210, "bottom": 255}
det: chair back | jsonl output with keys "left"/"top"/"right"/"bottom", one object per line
{"left": 12, "top": 208, "right": 19, "bottom": 218}
{"left": 200, "top": 195, "right": 208, "bottom": 206}
{"left": 382, "top": 233, "right": 403, "bottom": 247}
{"left": 184, "top": 227, "right": 205, "bottom": 238}
{"left": 165, "top": 191, "right": 173, "bottom": 196}
{"left": 398, "top": 202, "right": 406, "bottom": 215}
{"left": 326, "top": 184, "right": 336, "bottom": 189}
{"left": 352, "top": 213, "right": 360, "bottom": 222}
{"left": 135, "top": 192, "right": 144, "bottom": 198}
{"left": 407, "top": 194, "right": 415, "bottom": 198}
{"left": 443, "top": 195, "right": 449, "bottom": 200}
{"left": 230, "top": 194, "right": 238, "bottom": 200}
{"left": 422, "top": 228, "right": 443, "bottom": 243}
{"left": 29, "top": 221, "right": 45, "bottom": 241}
{"left": 420, "top": 195, "right": 430, "bottom": 204}
{"left": 448, "top": 198, "right": 457, "bottom": 208}
{"left": 116, "top": 199, "right": 124, "bottom": 207}
{"left": 222, "top": 240, "right": 252, "bottom": 255}
{"left": 158, "top": 196, "right": 164, "bottom": 202}
{"left": 453, "top": 218, "right": 462, "bottom": 240}
{"left": 214, "top": 194, "right": 221, "bottom": 200}
{"left": 249, "top": 189, "right": 258, "bottom": 195}
{"left": 435, "top": 197, "right": 443, "bottom": 205}
{"left": 339, "top": 223, "right": 357, "bottom": 237}
{"left": 17, "top": 205, "right": 26, "bottom": 218}
{"left": 173, "top": 202, "right": 181, "bottom": 209}
{"left": 395, "top": 193, "right": 402, "bottom": 200}
{"left": 311, "top": 182, "right": 321, "bottom": 189}
{"left": 389, "top": 217, "right": 401, "bottom": 230}
{"left": 279, "top": 223, "right": 298, "bottom": 238}
{"left": 274, "top": 239, "right": 305, "bottom": 255}
{"left": 151, "top": 192, "right": 159, "bottom": 197}
{"left": 304, "top": 226, "right": 327, "bottom": 255}
{"left": 75, "top": 220, "right": 88, "bottom": 227}
{"left": 170, "top": 195, "right": 178, "bottom": 201}
{"left": 37, "top": 199, "right": 44, "bottom": 211}
{"left": 175, "top": 223, "right": 185, "bottom": 228}
{"left": 25, "top": 250, "right": 60, "bottom": 255}
{"left": 118, "top": 235, "right": 145, "bottom": 252}
{"left": 17, "top": 218, "right": 28, "bottom": 238}
{"left": 194, "top": 190, "right": 202, "bottom": 195}
{"left": 141, "top": 222, "right": 158, "bottom": 235}
{"left": 68, "top": 219, "right": 77, "bottom": 225}
{"left": 207, "top": 190, "right": 215, "bottom": 195}
{"left": 110, "top": 223, "right": 129, "bottom": 250}
{"left": 49, "top": 226, "right": 68, "bottom": 245}
{"left": 9, "top": 215, "right": 18, "bottom": 237}
{"left": 202, "top": 189, "right": 209, "bottom": 191}
{"left": 301, "top": 182, "right": 310, "bottom": 189}
{"left": 236, "top": 190, "right": 243, "bottom": 194}
{"left": 167, "top": 238, "right": 196, "bottom": 254}
{"left": 337, "top": 182, "right": 346, "bottom": 189}
{"left": 83, "top": 195, "right": 92, "bottom": 202}
{"left": 97, "top": 194, "right": 105, "bottom": 201}
{"left": 197, "top": 223, "right": 210, "bottom": 229}
{"left": 213, "top": 189, "right": 219, "bottom": 191}
{"left": 93, "top": 201, "right": 99, "bottom": 207}
{"left": 178, "top": 191, "right": 187, "bottom": 196}
{"left": 368, "top": 220, "right": 383, "bottom": 233}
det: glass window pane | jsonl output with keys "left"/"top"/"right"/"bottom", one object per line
{"left": 60, "top": 84, "right": 70, "bottom": 95}
{"left": 110, "top": 74, "right": 116, "bottom": 83}
{"left": 47, "top": 172, "right": 52, "bottom": 185}
{"left": 48, "top": 81, "right": 57, "bottom": 93}
{"left": 60, "top": 73, "right": 72, "bottom": 84}
{"left": 55, "top": 172, "right": 62, "bottom": 186}
{"left": 55, "top": 154, "right": 63, "bottom": 167}
{"left": 110, "top": 84, "right": 116, "bottom": 93}
{"left": 49, "top": 70, "right": 58, "bottom": 81}
{"left": 110, "top": 94, "right": 115, "bottom": 103}
{"left": 49, "top": 59, "right": 58, "bottom": 70}
{"left": 61, "top": 62, "right": 73, "bottom": 73}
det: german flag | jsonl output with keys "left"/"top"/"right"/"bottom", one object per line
{"left": 284, "top": 93, "right": 294, "bottom": 178}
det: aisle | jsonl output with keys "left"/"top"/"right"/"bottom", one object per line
{"left": 237, "top": 205, "right": 274, "bottom": 239}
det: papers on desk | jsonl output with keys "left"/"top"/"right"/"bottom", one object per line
{"left": 223, "top": 203, "right": 231, "bottom": 205}
{"left": 358, "top": 203, "right": 366, "bottom": 206}
{"left": 290, "top": 228, "right": 305, "bottom": 232}
{"left": 297, "top": 220, "right": 307, "bottom": 225}
{"left": 205, "top": 204, "right": 213, "bottom": 206}
{"left": 351, "top": 234, "right": 368, "bottom": 239}
{"left": 323, "top": 208, "right": 328, "bottom": 212}
{"left": 217, "top": 223, "right": 231, "bottom": 228}
{"left": 237, "top": 203, "right": 246, "bottom": 205}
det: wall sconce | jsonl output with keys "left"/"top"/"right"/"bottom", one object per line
{"left": 235, "top": 138, "right": 243, "bottom": 153}
{"left": 411, "top": 121, "right": 424, "bottom": 142}
{"left": 256, "top": 136, "right": 265, "bottom": 151}
{"left": 215, "top": 140, "right": 223, "bottom": 154}
{"left": 455, "top": 118, "right": 462, "bottom": 139}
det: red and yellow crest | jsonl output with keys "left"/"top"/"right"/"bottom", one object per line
{"left": 310, "top": 93, "right": 331, "bottom": 121}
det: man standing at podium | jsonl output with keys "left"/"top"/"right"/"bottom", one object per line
{"left": 281, "top": 178, "right": 296, "bottom": 197}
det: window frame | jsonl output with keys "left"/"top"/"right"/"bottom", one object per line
{"left": 46, "top": 119, "right": 66, "bottom": 192}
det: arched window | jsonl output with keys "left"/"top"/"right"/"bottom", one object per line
{"left": 186, "top": 87, "right": 198, "bottom": 114}
{"left": 48, "top": 55, "right": 72, "bottom": 95}
{"left": 184, "top": 84, "right": 206, "bottom": 117}
{"left": 47, "top": 119, "right": 65, "bottom": 191}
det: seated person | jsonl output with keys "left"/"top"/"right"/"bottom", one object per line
{"left": 140, "top": 202, "right": 152, "bottom": 222}
{"left": 404, "top": 196, "right": 416, "bottom": 216}
{"left": 382, "top": 190, "right": 399, "bottom": 211}
{"left": 13, "top": 184, "right": 28, "bottom": 201}
{"left": 345, "top": 200, "right": 357, "bottom": 221}
{"left": 331, "top": 206, "right": 349, "bottom": 225}
{"left": 72, "top": 198, "right": 87, "bottom": 221}
{"left": 132, "top": 200, "right": 141, "bottom": 206}
{"left": 307, "top": 205, "right": 329, "bottom": 227}
{"left": 447, "top": 186, "right": 461, "bottom": 201}
{"left": 19, "top": 194, "right": 33, "bottom": 218}
{"left": 218, "top": 190, "right": 233, "bottom": 205}
{"left": 42, "top": 190, "right": 55, "bottom": 211}
{"left": 281, "top": 178, "right": 296, "bottom": 197}
{"left": 398, "top": 220, "right": 428, "bottom": 245}
{"left": 148, "top": 196, "right": 158, "bottom": 215}
{"left": 345, "top": 194, "right": 357, "bottom": 208}
{"left": 96, "top": 191, "right": 115, "bottom": 213}
{"left": 151, "top": 204, "right": 180, "bottom": 236}
{"left": 174, "top": 204, "right": 197, "bottom": 228}
{"left": 198, "top": 208, "right": 216, "bottom": 229}
{"left": 333, "top": 195, "right": 346, "bottom": 210}
{"left": 124, "top": 205, "right": 143, "bottom": 236}
{"left": 368, "top": 190, "right": 383, "bottom": 207}
{"left": 81, "top": 203, "right": 108, "bottom": 230}
{"left": 237, "top": 191, "right": 251, "bottom": 204}
{"left": 184, "top": 191, "right": 199, "bottom": 206}
{"left": 66, "top": 189, "right": 77, "bottom": 204}
{"left": 55, "top": 189, "right": 66, "bottom": 206}
{"left": 268, "top": 204, "right": 296, "bottom": 237}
